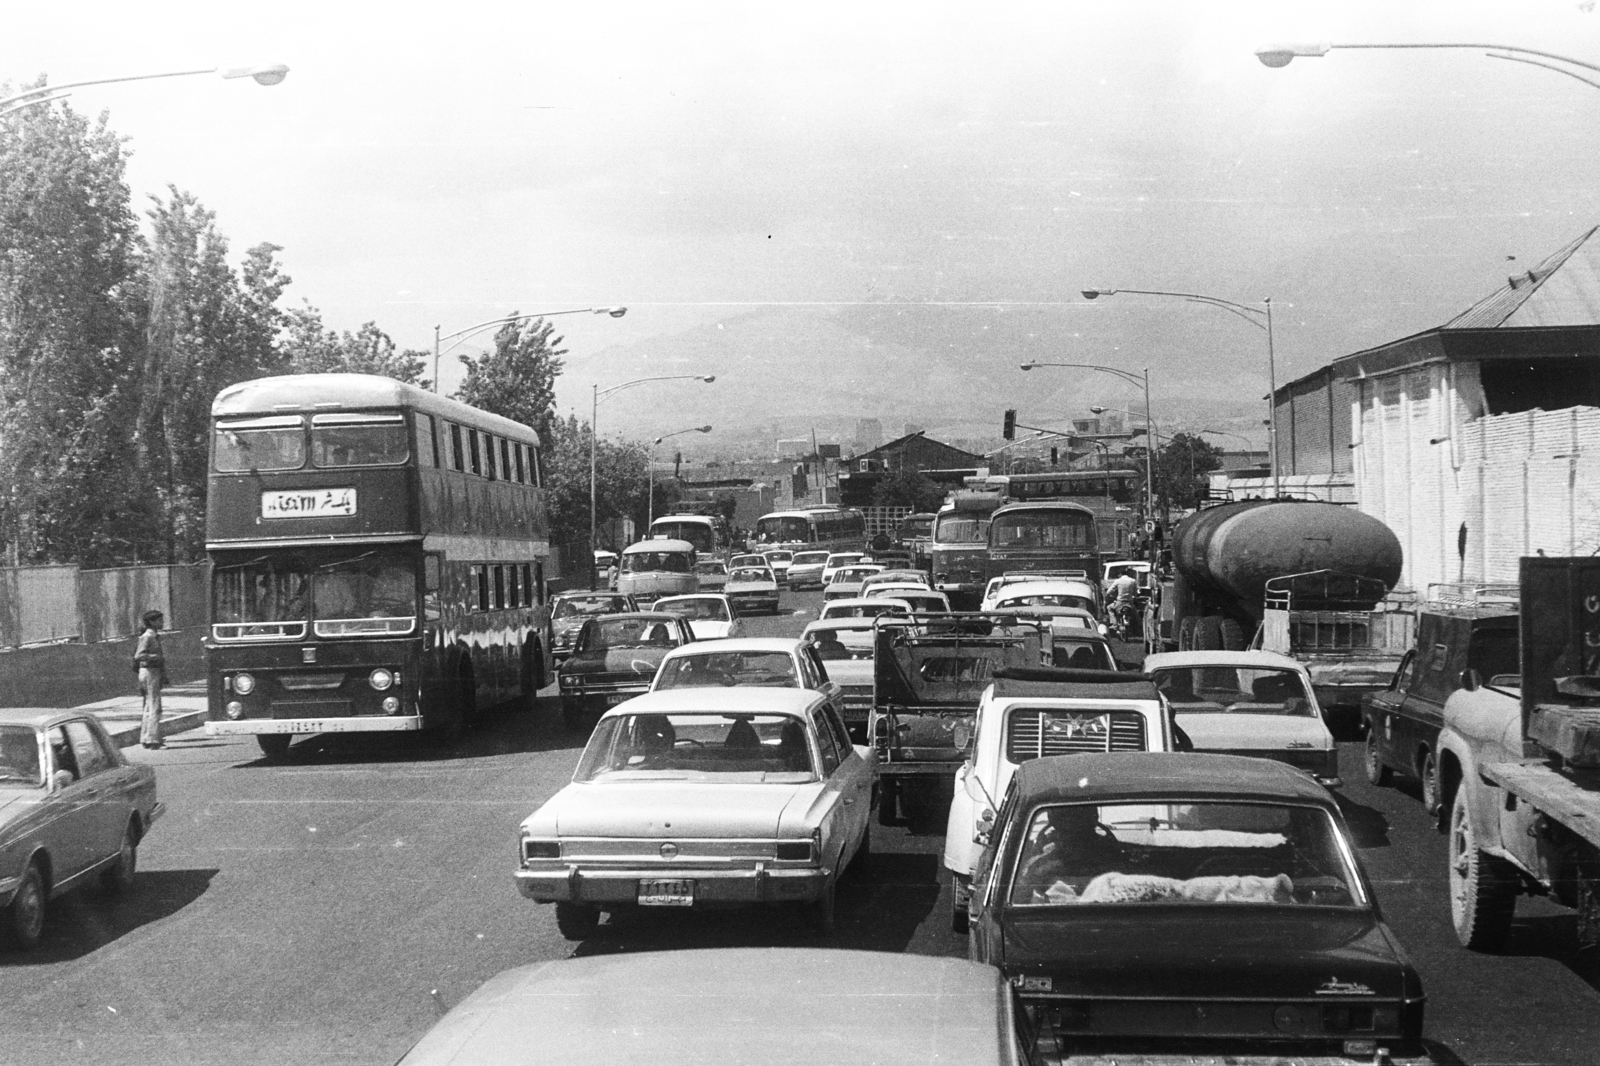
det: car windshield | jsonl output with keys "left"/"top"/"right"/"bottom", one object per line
{"left": 1050, "top": 638, "right": 1118, "bottom": 670}
{"left": 575, "top": 712, "right": 814, "bottom": 782}
{"left": 657, "top": 598, "right": 731, "bottom": 622}
{"left": 826, "top": 554, "right": 863, "bottom": 568}
{"left": 793, "top": 552, "right": 830, "bottom": 566}
{"left": 696, "top": 561, "right": 728, "bottom": 575}
{"left": 0, "top": 725, "right": 42, "bottom": 786}
{"left": 807, "top": 631, "right": 873, "bottom": 660}
{"left": 1000, "top": 593, "right": 1094, "bottom": 612}
{"left": 1152, "top": 666, "right": 1315, "bottom": 716}
{"left": 622, "top": 551, "right": 692, "bottom": 573}
{"left": 553, "top": 596, "right": 627, "bottom": 620}
{"left": 655, "top": 651, "right": 800, "bottom": 688}
{"left": 765, "top": 551, "right": 793, "bottom": 563}
{"left": 580, "top": 617, "right": 685, "bottom": 651}
{"left": 1008, "top": 801, "right": 1362, "bottom": 908}
{"left": 731, "top": 556, "right": 765, "bottom": 568}
{"left": 729, "top": 568, "right": 771, "bottom": 582}
{"left": 834, "top": 568, "right": 878, "bottom": 582}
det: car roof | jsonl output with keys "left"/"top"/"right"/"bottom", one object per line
{"left": 662, "top": 637, "right": 802, "bottom": 655}
{"left": 625, "top": 538, "right": 694, "bottom": 554}
{"left": 824, "top": 597, "right": 911, "bottom": 610}
{"left": 0, "top": 708, "right": 86, "bottom": 728}
{"left": 655, "top": 593, "right": 730, "bottom": 604}
{"left": 1013, "top": 752, "right": 1337, "bottom": 807}
{"left": 603, "top": 687, "right": 823, "bottom": 717}
{"left": 555, "top": 590, "right": 629, "bottom": 601}
{"left": 802, "top": 618, "right": 877, "bottom": 633}
{"left": 400, "top": 949, "right": 1007, "bottom": 1066}
{"left": 584, "top": 612, "right": 686, "bottom": 624}
{"left": 994, "top": 580, "right": 1095, "bottom": 597}
{"left": 1144, "top": 650, "right": 1310, "bottom": 672}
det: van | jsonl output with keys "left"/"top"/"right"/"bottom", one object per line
{"left": 616, "top": 539, "right": 698, "bottom": 605}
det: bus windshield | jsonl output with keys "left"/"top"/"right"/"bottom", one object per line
{"left": 214, "top": 555, "right": 311, "bottom": 629}
{"left": 310, "top": 412, "right": 409, "bottom": 467}
{"left": 313, "top": 550, "right": 418, "bottom": 634}
{"left": 756, "top": 516, "right": 810, "bottom": 544}
{"left": 650, "top": 521, "right": 716, "bottom": 553}
{"left": 934, "top": 513, "right": 989, "bottom": 544}
{"left": 991, "top": 510, "right": 1093, "bottom": 550}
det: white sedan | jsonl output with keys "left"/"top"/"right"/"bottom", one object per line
{"left": 514, "top": 688, "right": 872, "bottom": 937}
{"left": 653, "top": 593, "right": 743, "bottom": 640}
{"left": 1144, "top": 649, "right": 1341, "bottom": 787}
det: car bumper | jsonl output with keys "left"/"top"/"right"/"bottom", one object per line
{"left": 516, "top": 864, "right": 828, "bottom": 905}
{"left": 207, "top": 716, "right": 424, "bottom": 735}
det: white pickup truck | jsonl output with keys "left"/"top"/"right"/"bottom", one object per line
{"left": 942, "top": 665, "right": 1183, "bottom": 934}
{"left": 1436, "top": 556, "right": 1600, "bottom": 956}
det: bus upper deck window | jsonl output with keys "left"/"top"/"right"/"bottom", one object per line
{"left": 214, "top": 415, "right": 305, "bottom": 472}
{"left": 449, "top": 423, "right": 464, "bottom": 471}
{"left": 500, "top": 439, "right": 513, "bottom": 483}
{"left": 468, "top": 430, "right": 482, "bottom": 476}
{"left": 530, "top": 446, "right": 542, "bottom": 487}
{"left": 310, "top": 412, "right": 409, "bottom": 467}
{"left": 415, "top": 414, "right": 438, "bottom": 468}
{"left": 484, "top": 434, "right": 498, "bottom": 480}
{"left": 513, "top": 443, "right": 525, "bottom": 483}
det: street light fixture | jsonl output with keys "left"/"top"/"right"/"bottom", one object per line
{"left": 1019, "top": 361, "right": 1155, "bottom": 518}
{"left": 432, "top": 306, "right": 627, "bottom": 394}
{"left": 0, "top": 64, "right": 290, "bottom": 118}
{"left": 591, "top": 375, "right": 716, "bottom": 588}
{"left": 1078, "top": 287, "right": 1279, "bottom": 498}
{"left": 648, "top": 425, "right": 714, "bottom": 527}
{"left": 1254, "top": 42, "right": 1600, "bottom": 90}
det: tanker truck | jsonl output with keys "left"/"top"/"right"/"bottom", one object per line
{"left": 1147, "top": 500, "right": 1407, "bottom": 731}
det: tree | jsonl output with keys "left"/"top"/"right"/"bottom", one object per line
{"left": 871, "top": 465, "right": 944, "bottom": 513}
{"left": 454, "top": 316, "right": 568, "bottom": 440}
{"left": 540, "top": 414, "right": 650, "bottom": 550}
{"left": 1153, "top": 432, "right": 1224, "bottom": 509}
{"left": 281, "top": 304, "right": 428, "bottom": 385}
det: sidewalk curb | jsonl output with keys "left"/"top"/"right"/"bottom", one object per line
{"left": 103, "top": 710, "right": 210, "bottom": 749}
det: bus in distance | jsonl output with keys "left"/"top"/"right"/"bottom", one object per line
{"left": 203, "top": 373, "right": 554, "bottom": 759}
{"left": 752, "top": 507, "right": 867, "bottom": 555}
{"left": 647, "top": 513, "right": 732, "bottom": 560}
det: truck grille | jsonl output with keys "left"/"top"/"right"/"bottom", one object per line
{"left": 1006, "top": 708, "right": 1146, "bottom": 762}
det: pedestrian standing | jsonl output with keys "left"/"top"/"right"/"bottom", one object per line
{"left": 135, "top": 610, "right": 168, "bottom": 750}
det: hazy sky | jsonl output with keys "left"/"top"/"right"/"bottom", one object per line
{"left": 7, "top": 1, "right": 1600, "bottom": 448}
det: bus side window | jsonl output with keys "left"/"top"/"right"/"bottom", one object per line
{"left": 529, "top": 446, "right": 541, "bottom": 488}
{"left": 415, "top": 414, "right": 438, "bottom": 468}
{"left": 500, "top": 439, "right": 513, "bottom": 483}
{"left": 507, "top": 564, "right": 520, "bottom": 607}
{"left": 449, "top": 423, "right": 465, "bottom": 472}
{"left": 468, "top": 431, "right": 482, "bottom": 476}
{"left": 471, "top": 565, "right": 489, "bottom": 611}
{"left": 484, "top": 434, "right": 498, "bottom": 480}
{"left": 533, "top": 563, "right": 543, "bottom": 605}
{"left": 493, "top": 565, "right": 506, "bottom": 610}
{"left": 513, "top": 443, "right": 525, "bottom": 484}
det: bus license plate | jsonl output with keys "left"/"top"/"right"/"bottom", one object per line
{"left": 638, "top": 879, "right": 693, "bottom": 906}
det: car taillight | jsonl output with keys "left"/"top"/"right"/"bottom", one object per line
{"left": 523, "top": 839, "right": 560, "bottom": 860}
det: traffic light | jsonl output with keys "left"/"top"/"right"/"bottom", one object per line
{"left": 1002, "top": 409, "right": 1016, "bottom": 440}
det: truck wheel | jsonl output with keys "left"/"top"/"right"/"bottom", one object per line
{"left": 1420, "top": 749, "right": 1442, "bottom": 819}
{"left": 554, "top": 902, "right": 600, "bottom": 941}
{"left": 1218, "top": 617, "right": 1245, "bottom": 651}
{"left": 1448, "top": 790, "right": 1516, "bottom": 951}
{"left": 1364, "top": 732, "right": 1392, "bottom": 786}
{"left": 1194, "top": 616, "right": 1224, "bottom": 650}
{"left": 256, "top": 734, "right": 293, "bottom": 761}
{"left": 1178, "top": 616, "right": 1198, "bottom": 651}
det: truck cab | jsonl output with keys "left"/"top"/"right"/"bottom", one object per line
{"left": 1363, "top": 604, "right": 1518, "bottom": 818}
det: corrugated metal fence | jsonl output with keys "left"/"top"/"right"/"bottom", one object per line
{"left": 0, "top": 563, "right": 209, "bottom": 649}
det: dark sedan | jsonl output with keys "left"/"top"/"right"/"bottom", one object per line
{"left": 0, "top": 709, "right": 164, "bottom": 950}
{"left": 967, "top": 752, "right": 1425, "bottom": 1063}
{"left": 556, "top": 612, "right": 695, "bottom": 729}
{"left": 549, "top": 591, "right": 640, "bottom": 663}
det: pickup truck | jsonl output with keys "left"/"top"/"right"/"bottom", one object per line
{"left": 870, "top": 614, "right": 1044, "bottom": 830}
{"left": 1436, "top": 556, "right": 1600, "bottom": 957}
{"left": 1363, "top": 602, "right": 1518, "bottom": 819}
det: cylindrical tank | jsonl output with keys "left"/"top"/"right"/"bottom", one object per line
{"left": 1171, "top": 501, "right": 1403, "bottom": 609}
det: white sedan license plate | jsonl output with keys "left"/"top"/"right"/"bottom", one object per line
{"left": 605, "top": 693, "right": 632, "bottom": 706}
{"left": 638, "top": 879, "right": 694, "bottom": 906}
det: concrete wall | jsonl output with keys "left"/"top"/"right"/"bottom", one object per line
{"left": 0, "top": 627, "right": 206, "bottom": 708}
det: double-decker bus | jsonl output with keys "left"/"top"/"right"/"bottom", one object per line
{"left": 647, "top": 512, "right": 733, "bottom": 560}
{"left": 203, "top": 374, "right": 554, "bottom": 759}
{"left": 752, "top": 507, "right": 867, "bottom": 554}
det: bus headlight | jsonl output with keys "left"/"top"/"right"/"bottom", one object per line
{"left": 382, "top": 696, "right": 401, "bottom": 714}
{"left": 369, "top": 668, "right": 394, "bottom": 691}
{"left": 232, "top": 673, "right": 256, "bottom": 695}
{"left": 225, "top": 701, "right": 244, "bottom": 719}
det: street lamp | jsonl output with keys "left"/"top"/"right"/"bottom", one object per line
{"left": 648, "top": 425, "right": 714, "bottom": 527}
{"left": 432, "top": 306, "right": 627, "bottom": 394}
{"left": 0, "top": 64, "right": 290, "bottom": 117}
{"left": 1255, "top": 42, "right": 1600, "bottom": 90}
{"left": 1079, "top": 287, "right": 1279, "bottom": 498}
{"left": 591, "top": 375, "right": 716, "bottom": 588}
{"left": 1019, "top": 361, "right": 1155, "bottom": 518}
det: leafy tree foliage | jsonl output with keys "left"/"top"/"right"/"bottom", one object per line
{"left": 1153, "top": 432, "right": 1223, "bottom": 509}
{"left": 454, "top": 316, "right": 567, "bottom": 441}
{"left": 541, "top": 414, "right": 650, "bottom": 550}
{"left": 281, "top": 304, "right": 428, "bottom": 385}
{"left": 870, "top": 466, "right": 944, "bottom": 512}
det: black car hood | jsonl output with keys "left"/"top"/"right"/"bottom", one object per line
{"left": 561, "top": 648, "right": 671, "bottom": 681}
{"left": 1001, "top": 908, "right": 1418, "bottom": 1002}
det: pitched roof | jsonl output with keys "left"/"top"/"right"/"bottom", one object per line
{"left": 1442, "top": 225, "right": 1600, "bottom": 329}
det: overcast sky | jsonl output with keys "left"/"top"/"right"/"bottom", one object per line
{"left": 8, "top": 1, "right": 1600, "bottom": 448}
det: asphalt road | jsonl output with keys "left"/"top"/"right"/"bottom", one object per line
{"left": 3, "top": 588, "right": 1598, "bottom": 1065}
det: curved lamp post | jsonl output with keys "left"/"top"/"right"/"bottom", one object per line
{"left": 433, "top": 306, "right": 627, "bottom": 394}
{"left": 1019, "top": 361, "right": 1154, "bottom": 518}
{"left": 591, "top": 375, "right": 716, "bottom": 587}
{"left": 1079, "top": 287, "right": 1279, "bottom": 498}
{"left": 1256, "top": 42, "right": 1600, "bottom": 91}
{"left": 648, "top": 425, "right": 713, "bottom": 527}
{"left": 0, "top": 64, "right": 290, "bottom": 118}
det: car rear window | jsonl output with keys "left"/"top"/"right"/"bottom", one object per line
{"left": 575, "top": 712, "right": 814, "bottom": 781}
{"left": 1152, "top": 667, "right": 1315, "bottom": 717}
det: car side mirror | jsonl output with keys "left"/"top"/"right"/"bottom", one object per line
{"left": 974, "top": 807, "right": 996, "bottom": 847}
{"left": 50, "top": 769, "right": 74, "bottom": 791}
{"left": 1461, "top": 668, "right": 1482, "bottom": 692}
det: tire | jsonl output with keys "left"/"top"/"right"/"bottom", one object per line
{"left": 1364, "top": 731, "right": 1392, "bottom": 787}
{"left": 809, "top": 874, "right": 837, "bottom": 934}
{"left": 3, "top": 862, "right": 45, "bottom": 951}
{"left": 951, "top": 874, "right": 970, "bottom": 935}
{"left": 256, "top": 734, "right": 292, "bottom": 761}
{"left": 520, "top": 641, "right": 541, "bottom": 708}
{"left": 1177, "top": 615, "right": 1198, "bottom": 651}
{"left": 1448, "top": 790, "right": 1516, "bottom": 951}
{"left": 101, "top": 820, "right": 139, "bottom": 895}
{"left": 1194, "top": 615, "right": 1224, "bottom": 650}
{"left": 1218, "top": 617, "right": 1245, "bottom": 651}
{"left": 554, "top": 902, "right": 600, "bottom": 941}
{"left": 1420, "top": 748, "right": 1442, "bottom": 819}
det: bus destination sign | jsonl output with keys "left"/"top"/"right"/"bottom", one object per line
{"left": 262, "top": 487, "right": 358, "bottom": 519}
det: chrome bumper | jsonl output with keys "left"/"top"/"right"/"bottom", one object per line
{"left": 516, "top": 863, "right": 827, "bottom": 904}
{"left": 206, "top": 716, "right": 424, "bottom": 735}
